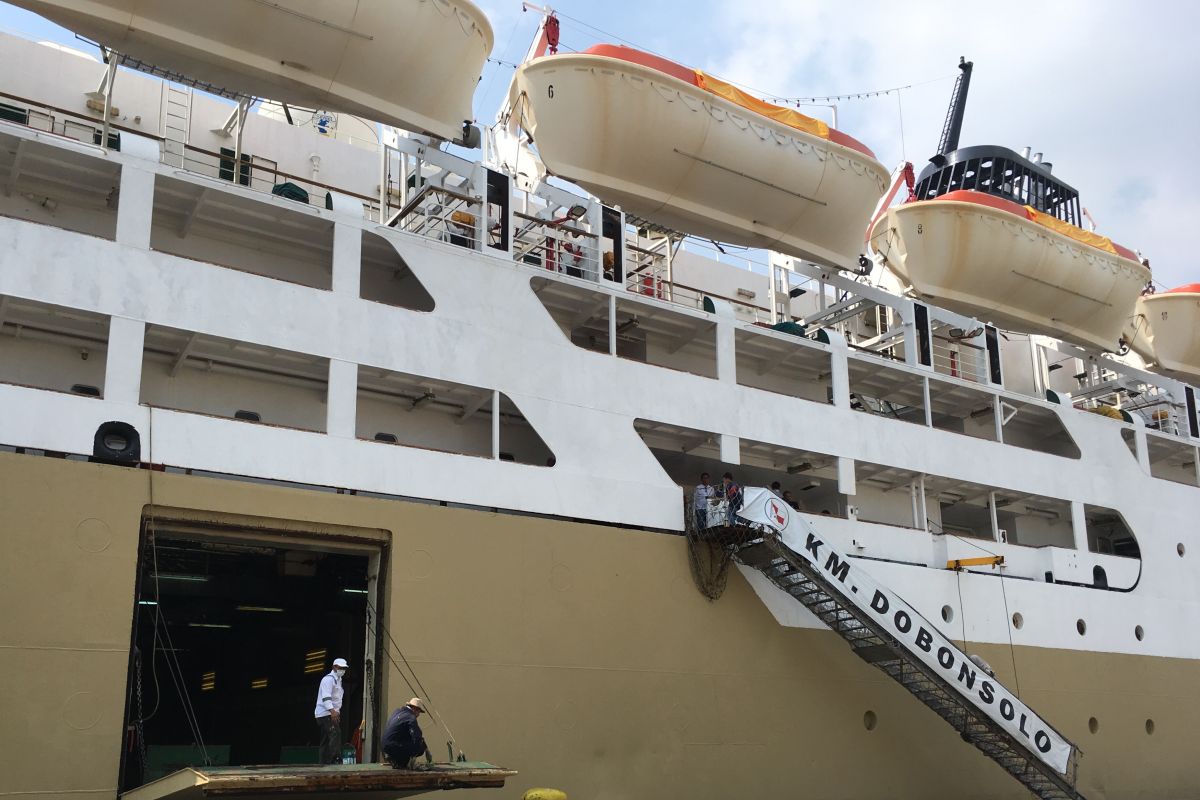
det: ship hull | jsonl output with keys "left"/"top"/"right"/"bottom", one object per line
{"left": 513, "top": 54, "right": 889, "bottom": 268}
{"left": 8, "top": 0, "right": 492, "bottom": 140}
{"left": 872, "top": 197, "right": 1149, "bottom": 351}
{"left": 1125, "top": 291, "right": 1200, "bottom": 382}
{"left": 3, "top": 452, "right": 1196, "bottom": 799}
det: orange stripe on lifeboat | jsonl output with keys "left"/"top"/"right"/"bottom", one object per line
{"left": 921, "top": 189, "right": 1138, "bottom": 262}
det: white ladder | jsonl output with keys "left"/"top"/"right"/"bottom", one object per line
{"left": 161, "top": 84, "right": 191, "bottom": 168}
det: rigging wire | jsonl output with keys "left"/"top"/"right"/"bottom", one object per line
{"left": 928, "top": 518, "right": 1023, "bottom": 698}
{"left": 366, "top": 597, "right": 463, "bottom": 757}
{"left": 551, "top": 9, "right": 955, "bottom": 110}
{"left": 142, "top": 406, "right": 211, "bottom": 766}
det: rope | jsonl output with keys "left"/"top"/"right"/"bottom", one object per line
{"left": 144, "top": 405, "right": 211, "bottom": 765}
{"left": 366, "top": 597, "right": 464, "bottom": 758}
{"left": 929, "top": 518, "right": 1022, "bottom": 698}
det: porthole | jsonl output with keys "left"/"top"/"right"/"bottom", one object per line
{"left": 1088, "top": 717, "right": 1099, "bottom": 734}
{"left": 863, "top": 710, "right": 878, "bottom": 731}
{"left": 1012, "top": 612, "right": 1024, "bottom": 630}
{"left": 1145, "top": 719, "right": 1155, "bottom": 735}
{"left": 1178, "top": 543, "right": 1186, "bottom": 557}
{"left": 1135, "top": 625, "right": 1145, "bottom": 641}
{"left": 1076, "top": 619, "right": 1087, "bottom": 636}
{"left": 941, "top": 605, "right": 954, "bottom": 623}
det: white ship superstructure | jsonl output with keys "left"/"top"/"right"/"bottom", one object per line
{"left": 0, "top": 10, "right": 1197, "bottom": 800}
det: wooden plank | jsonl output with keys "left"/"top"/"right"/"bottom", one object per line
{"left": 124, "top": 763, "right": 516, "bottom": 799}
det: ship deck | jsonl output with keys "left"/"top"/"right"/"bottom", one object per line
{"left": 121, "top": 762, "right": 517, "bottom": 800}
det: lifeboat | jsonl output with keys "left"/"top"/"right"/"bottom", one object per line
{"left": 511, "top": 44, "right": 889, "bottom": 268}
{"left": 10, "top": 0, "right": 493, "bottom": 141}
{"left": 868, "top": 59, "right": 1148, "bottom": 351}
{"left": 870, "top": 170, "right": 1149, "bottom": 351}
{"left": 1124, "top": 285, "right": 1200, "bottom": 382}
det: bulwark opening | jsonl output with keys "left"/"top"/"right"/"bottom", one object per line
{"left": 120, "top": 513, "right": 386, "bottom": 793}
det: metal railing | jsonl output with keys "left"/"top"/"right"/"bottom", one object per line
{"left": 388, "top": 185, "right": 484, "bottom": 250}
{"left": 931, "top": 332, "right": 987, "bottom": 384}
{"left": 513, "top": 211, "right": 600, "bottom": 279}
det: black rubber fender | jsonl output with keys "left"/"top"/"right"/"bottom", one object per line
{"left": 92, "top": 420, "right": 141, "bottom": 464}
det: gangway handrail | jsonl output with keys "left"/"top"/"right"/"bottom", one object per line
{"left": 730, "top": 487, "right": 1085, "bottom": 799}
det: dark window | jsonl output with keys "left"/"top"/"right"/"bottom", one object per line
{"left": 92, "top": 129, "right": 121, "bottom": 150}
{"left": 219, "top": 147, "right": 252, "bottom": 186}
{"left": 0, "top": 102, "right": 28, "bottom": 124}
{"left": 234, "top": 409, "right": 261, "bottom": 422}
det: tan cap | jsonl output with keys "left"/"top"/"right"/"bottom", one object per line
{"left": 407, "top": 697, "right": 428, "bottom": 714}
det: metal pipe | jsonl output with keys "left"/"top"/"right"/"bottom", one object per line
{"left": 100, "top": 51, "right": 117, "bottom": 151}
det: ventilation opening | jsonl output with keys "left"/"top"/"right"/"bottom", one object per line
{"left": 863, "top": 710, "right": 878, "bottom": 731}
{"left": 1085, "top": 505, "right": 1140, "bottom": 559}
{"left": 0, "top": 128, "right": 121, "bottom": 240}
{"left": 360, "top": 230, "right": 435, "bottom": 311}
{"left": 356, "top": 366, "right": 554, "bottom": 466}
{"left": 633, "top": 420, "right": 848, "bottom": 519}
{"left": 141, "top": 325, "right": 329, "bottom": 432}
{"left": 151, "top": 174, "right": 334, "bottom": 289}
{"left": 735, "top": 327, "right": 832, "bottom": 403}
{"left": 1076, "top": 619, "right": 1087, "bottom": 636}
{"left": 1088, "top": 717, "right": 1099, "bottom": 734}
{"left": 0, "top": 296, "right": 109, "bottom": 397}
{"left": 1135, "top": 624, "right": 1145, "bottom": 641}
{"left": 1011, "top": 612, "right": 1024, "bottom": 629}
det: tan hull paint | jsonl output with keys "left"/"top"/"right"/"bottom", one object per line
{"left": 1, "top": 451, "right": 1193, "bottom": 799}
{"left": 1125, "top": 292, "right": 1200, "bottom": 382}
{"left": 9, "top": 0, "right": 492, "bottom": 141}
{"left": 514, "top": 54, "right": 889, "bottom": 268}
{"left": 873, "top": 201, "right": 1150, "bottom": 351}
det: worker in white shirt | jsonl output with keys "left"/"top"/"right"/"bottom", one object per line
{"left": 314, "top": 657, "right": 349, "bottom": 764}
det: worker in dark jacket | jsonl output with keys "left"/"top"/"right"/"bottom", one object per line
{"left": 382, "top": 697, "right": 431, "bottom": 768}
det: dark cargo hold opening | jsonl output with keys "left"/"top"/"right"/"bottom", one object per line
{"left": 120, "top": 528, "right": 372, "bottom": 791}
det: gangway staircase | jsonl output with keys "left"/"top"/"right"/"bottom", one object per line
{"left": 729, "top": 488, "right": 1085, "bottom": 799}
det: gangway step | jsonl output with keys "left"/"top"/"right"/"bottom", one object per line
{"left": 731, "top": 488, "right": 1085, "bottom": 800}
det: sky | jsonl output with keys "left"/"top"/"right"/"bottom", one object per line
{"left": 2, "top": 0, "right": 1197, "bottom": 287}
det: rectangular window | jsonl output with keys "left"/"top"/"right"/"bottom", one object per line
{"left": 219, "top": 147, "right": 251, "bottom": 186}
{"left": 0, "top": 102, "right": 28, "bottom": 124}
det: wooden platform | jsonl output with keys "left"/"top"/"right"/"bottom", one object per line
{"left": 121, "top": 762, "right": 517, "bottom": 800}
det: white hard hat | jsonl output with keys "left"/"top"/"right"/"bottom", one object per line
{"left": 333, "top": 658, "right": 349, "bottom": 669}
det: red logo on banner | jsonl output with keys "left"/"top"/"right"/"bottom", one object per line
{"left": 768, "top": 498, "right": 789, "bottom": 528}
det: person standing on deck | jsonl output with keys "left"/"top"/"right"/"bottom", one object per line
{"left": 383, "top": 698, "right": 432, "bottom": 768}
{"left": 721, "top": 472, "right": 742, "bottom": 525}
{"left": 692, "top": 472, "right": 715, "bottom": 530}
{"left": 314, "top": 657, "right": 349, "bottom": 764}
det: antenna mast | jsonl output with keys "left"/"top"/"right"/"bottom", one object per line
{"left": 936, "top": 57, "right": 974, "bottom": 155}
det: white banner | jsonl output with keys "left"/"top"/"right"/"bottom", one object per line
{"left": 739, "top": 488, "right": 1073, "bottom": 775}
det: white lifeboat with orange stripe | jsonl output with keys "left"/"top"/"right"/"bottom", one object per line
{"left": 511, "top": 44, "right": 889, "bottom": 268}
{"left": 869, "top": 146, "right": 1149, "bottom": 352}
{"left": 8, "top": 0, "right": 492, "bottom": 141}
{"left": 1124, "top": 285, "right": 1200, "bottom": 382}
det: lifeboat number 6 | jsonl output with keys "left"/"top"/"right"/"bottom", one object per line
{"left": 548, "top": 84, "right": 555, "bottom": 99}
